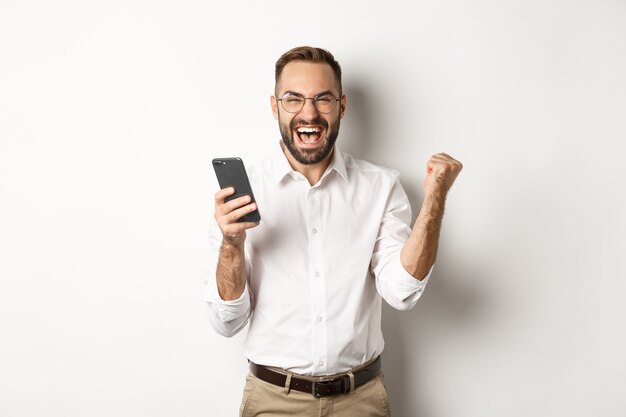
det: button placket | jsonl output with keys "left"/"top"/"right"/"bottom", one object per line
{"left": 307, "top": 187, "right": 328, "bottom": 374}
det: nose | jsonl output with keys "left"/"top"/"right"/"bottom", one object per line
{"left": 300, "top": 98, "right": 319, "bottom": 118}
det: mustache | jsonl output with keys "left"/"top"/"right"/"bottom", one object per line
{"left": 290, "top": 117, "right": 328, "bottom": 130}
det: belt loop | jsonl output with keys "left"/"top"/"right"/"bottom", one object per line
{"left": 283, "top": 371, "right": 293, "bottom": 394}
{"left": 347, "top": 371, "right": 356, "bottom": 394}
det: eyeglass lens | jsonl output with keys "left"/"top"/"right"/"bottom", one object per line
{"left": 280, "top": 93, "right": 338, "bottom": 114}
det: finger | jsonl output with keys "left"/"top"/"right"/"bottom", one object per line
{"left": 435, "top": 157, "right": 462, "bottom": 170}
{"left": 430, "top": 154, "right": 451, "bottom": 163}
{"left": 226, "top": 202, "right": 258, "bottom": 223}
{"left": 219, "top": 195, "right": 252, "bottom": 215}
{"left": 222, "top": 221, "right": 260, "bottom": 236}
{"left": 437, "top": 153, "right": 462, "bottom": 168}
{"left": 215, "top": 187, "right": 236, "bottom": 204}
{"left": 429, "top": 155, "right": 459, "bottom": 168}
{"left": 233, "top": 221, "right": 260, "bottom": 232}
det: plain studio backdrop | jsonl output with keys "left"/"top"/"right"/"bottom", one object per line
{"left": 1, "top": 1, "right": 625, "bottom": 416}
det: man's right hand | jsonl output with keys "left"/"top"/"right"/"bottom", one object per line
{"left": 214, "top": 187, "right": 260, "bottom": 247}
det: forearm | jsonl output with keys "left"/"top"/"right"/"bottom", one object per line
{"left": 216, "top": 242, "right": 247, "bottom": 301}
{"left": 400, "top": 191, "right": 446, "bottom": 280}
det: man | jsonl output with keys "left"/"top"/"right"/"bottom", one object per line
{"left": 205, "top": 46, "right": 462, "bottom": 417}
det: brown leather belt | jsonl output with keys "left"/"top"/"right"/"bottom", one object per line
{"left": 249, "top": 356, "right": 381, "bottom": 398}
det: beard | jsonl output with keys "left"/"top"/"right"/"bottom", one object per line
{"left": 279, "top": 115, "right": 340, "bottom": 165}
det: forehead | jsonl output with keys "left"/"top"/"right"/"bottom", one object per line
{"left": 277, "top": 61, "right": 339, "bottom": 95}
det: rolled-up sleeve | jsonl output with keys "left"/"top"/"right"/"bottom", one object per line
{"left": 203, "top": 219, "right": 252, "bottom": 337}
{"left": 370, "top": 176, "right": 433, "bottom": 311}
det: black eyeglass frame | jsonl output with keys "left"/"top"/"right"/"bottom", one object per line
{"left": 276, "top": 92, "right": 342, "bottom": 114}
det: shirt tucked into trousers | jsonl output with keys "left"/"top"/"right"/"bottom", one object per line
{"left": 240, "top": 372, "right": 391, "bottom": 417}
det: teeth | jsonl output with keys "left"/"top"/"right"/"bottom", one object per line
{"left": 297, "top": 127, "right": 321, "bottom": 133}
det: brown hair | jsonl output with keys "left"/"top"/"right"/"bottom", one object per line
{"left": 275, "top": 46, "right": 342, "bottom": 94}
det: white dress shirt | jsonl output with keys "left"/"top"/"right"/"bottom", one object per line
{"left": 204, "top": 144, "right": 432, "bottom": 376}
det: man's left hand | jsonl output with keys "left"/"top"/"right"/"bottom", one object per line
{"left": 423, "top": 152, "right": 463, "bottom": 198}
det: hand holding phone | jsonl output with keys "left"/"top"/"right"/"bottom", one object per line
{"left": 212, "top": 157, "right": 261, "bottom": 224}
{"left": 212, "top": 159, "right": 259, "bottom": 300}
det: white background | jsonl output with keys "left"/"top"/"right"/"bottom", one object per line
{"left": 1, "top": 1, "right": 625, "bottom": 416}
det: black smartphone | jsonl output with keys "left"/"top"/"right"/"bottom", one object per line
{"left": 212, "top": 157, "right": 261, "bottom": 223}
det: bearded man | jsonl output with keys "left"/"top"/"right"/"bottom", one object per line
{"left": 205, "top": 46, "right": 463, "bottom": 417}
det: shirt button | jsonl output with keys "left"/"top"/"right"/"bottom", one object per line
{"left": 314, "top": 271, "right": 320, "bottom": 278}
{"left": 318, "top": 360, "right": 324, "bottom": 366}
{"left": 312, "top": 228, "right": 318, "bottom": 234}
{"left": 317, "top": 316, "right": 323, "bottom": 322}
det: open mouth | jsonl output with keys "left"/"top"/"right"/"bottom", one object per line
{"left": 295, "top": 126, "right": 324, "bottom": 146}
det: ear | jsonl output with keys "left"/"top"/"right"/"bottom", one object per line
{"left": 270, "top": 95, "right": 279, "bottom": 120}
{"left": 339, "top": 94, "right": 347, "bottom": 119}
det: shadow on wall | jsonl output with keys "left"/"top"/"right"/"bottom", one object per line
{"left": 340, "top": 82, "right": 378, "bottom": 160}
{"left": 343, "top": 80, "right": 487, "bottom": 416}
{"left": 380, "top": 258, "right": 487, "bottom": 417}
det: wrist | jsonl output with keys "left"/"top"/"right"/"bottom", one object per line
{"left": 423, "top": 191, "right": 446, "bottom": 212}
{"left": 221, "top": 239, "right": 244, "bottom": 254}
{"left": 425, "top": 189, "right": 447, "bottom": 203}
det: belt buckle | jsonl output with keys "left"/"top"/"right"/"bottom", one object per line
{"left": 311, "top": 378, "right": 344, "bottom": 398}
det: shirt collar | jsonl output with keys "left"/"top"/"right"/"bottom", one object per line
{"left": 327, "top": 147, "right": 349, "bottom": 183}
{"left": 272, "top": 142, "right": 349, "bottom": 185}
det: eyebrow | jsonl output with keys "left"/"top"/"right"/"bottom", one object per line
{"left": 283, "top": 90, "right": 337, "bottom": 98}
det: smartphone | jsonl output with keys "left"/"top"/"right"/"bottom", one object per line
{"left": 212, "top": 157, "right": 261, "bottom": 223}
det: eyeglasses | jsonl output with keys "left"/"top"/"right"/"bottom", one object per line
{"left": 277, "top": 92, "right": 341, "bottom": 114}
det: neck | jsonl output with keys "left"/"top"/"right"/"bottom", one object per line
{"left": 281, "top": 142, "right": 334, "bottom": 186}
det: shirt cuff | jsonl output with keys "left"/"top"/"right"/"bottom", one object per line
{"left": 205, "top": 281, "right": 251, "bottom": 323}
{"left": 390, "top": 256, "right": 433, "bottom": 301}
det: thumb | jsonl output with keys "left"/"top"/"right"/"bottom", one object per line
{"left": 424, "top": 166, "right": 432, "bottom": 189}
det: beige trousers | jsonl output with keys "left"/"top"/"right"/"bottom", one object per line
{"left": 239, "top": 371, "right": 391, "bottom": 417}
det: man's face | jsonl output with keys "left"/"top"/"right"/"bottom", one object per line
{"left": 271, "top": 61, "right": 346, "bottom": 165}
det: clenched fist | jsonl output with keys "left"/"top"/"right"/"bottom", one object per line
{"left": 423, "top": 152, "right": 463, "bottom": 197}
